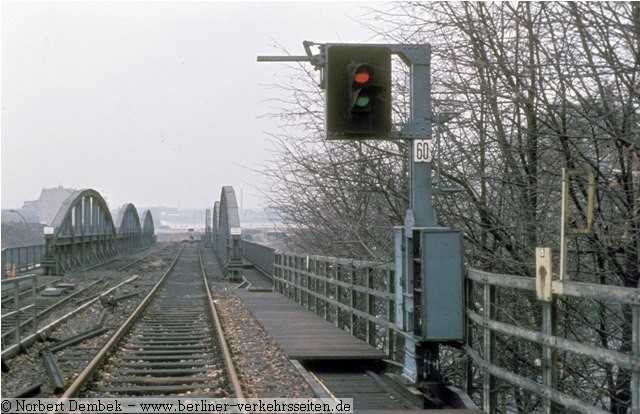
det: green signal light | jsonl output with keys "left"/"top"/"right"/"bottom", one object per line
{"left": 355, "top": 96, "right": 370, "bottom": 107}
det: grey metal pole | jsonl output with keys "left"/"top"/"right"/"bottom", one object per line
{"left": 406, "top": 50, "right": 435, "bottom": 228}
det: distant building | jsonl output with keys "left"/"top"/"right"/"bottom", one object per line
{"left": 21, "top": 186, "right": 75, "bottom": 225}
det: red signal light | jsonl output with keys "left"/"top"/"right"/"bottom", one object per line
{"left": 325, "top": 45, "right": 392, "bottom": 138}
{"left": 353, "top": 67, "right": 371, "bottom": 85}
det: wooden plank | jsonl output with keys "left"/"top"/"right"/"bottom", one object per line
{"left": 235, "top": 290, "right": 385, "bottom": 360}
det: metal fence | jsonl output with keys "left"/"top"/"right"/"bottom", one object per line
{"left": 1, "top": 244, "right": 45, "bottom": 276}
{"left": 465, "top": 269, "right": 640, "bottom": 414}
{"left": 242, "top": 242, "right": 640, "bottom": 414}
{"left": 241, "top": 240, "right": 276, "bottom": 277}
{"left": 271, "top": 250, "right": 404, "bottom": 362}
{"left": 1, "top": 274, "right": 39, "bottom": 347}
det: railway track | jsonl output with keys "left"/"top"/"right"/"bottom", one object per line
{"left": 83, "top": 250, "right": 154, "bottom": 272}
{"left": 296, "top": 360, "right": 426, "bottom": 411}
{"left": 63, "top": 244, "right": 243, "bottom": 398}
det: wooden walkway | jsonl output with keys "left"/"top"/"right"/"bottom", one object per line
{"left": 240, "top": 267, "right": 273, "bottom": 291}
{"left": 234, "top": 289, "right": 483, "bottom": 413}
{"left": 234, "top": 290, "right": 386, "bottom": 360}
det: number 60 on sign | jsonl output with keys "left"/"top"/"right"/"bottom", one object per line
{"left": 413, "top": 139, "right": 433, "bottom": 163}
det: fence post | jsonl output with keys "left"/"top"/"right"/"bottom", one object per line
{"left": 14, "top": 280, "right": 21, "bottom": 345}
{"left": 541, "top": 299, "right": 558, "bottom": 413}
{"left": 274, "top": 252, "right": 282, "bottom": 293}
{"left": 465, "top": 272, "right": 474, "bottom": 398}
{"left": 483, "top": 281, "right": 496, "bottom": 414}
{"left": 32, "top": 277, "right": 38, "bottom": 335}
{"left": 632, "top": 305, "right": 639, "bottom": 414}
{"left": 349, "top": 262, "right": 355, "bottom": 336}
{"left": 302, "top": 255, "right": 307, "bottom": 308}
{"left": 537, "top": 246, "right": 558, "bottom": 413}
{"left": 322, "top": 258, "right": 327, "bottom": 318}
{"left": 366, "top": 268, "right": 374, "bottom": 347}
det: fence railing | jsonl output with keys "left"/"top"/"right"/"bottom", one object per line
{"left": 465, "top": 268, "right": 640, "bottom": 414}
{"left": 272, "top": 250, "right": 403, "bottom": 361}
{"left": 242, "top": 242, "right": 639, "bottom": 414}
{"left": 1, "top": 274, "right": 39, "bottom": 347}
{"left": 1, "top": 244, "right": 45, "bottom": 276}
{"left": 241, "top": 240, "right": 276, "bottom": 277}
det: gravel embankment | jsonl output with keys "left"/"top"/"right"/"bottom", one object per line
{"left": 215, "top": 294, "right": 314, "bottom": 398}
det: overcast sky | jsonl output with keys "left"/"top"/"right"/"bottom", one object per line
{"left": 1, "top": 1, "right": 385, "bottom": 210}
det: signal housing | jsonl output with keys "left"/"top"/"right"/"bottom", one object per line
{"left": 325, "top": 45, "right": 392, "bottom": 139}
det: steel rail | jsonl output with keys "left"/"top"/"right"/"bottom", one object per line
{"left": 81, "top": 249, "right": 153, "bottom": 272}
{"left": 198, "top": 247, "right": 244, "bottom": 399}
{"left": 59, "top": 245, "right": 184, "bottom": 398}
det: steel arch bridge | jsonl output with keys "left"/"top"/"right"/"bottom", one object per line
{"left": 140, "top": 209, "right": 156, "bottom": 246}
{"left": 41, "top": 189, "right": 155, "bottom": 275}
{"left": 210, "top": 186, "right": 243, "bottom": 280}
{"left": 114, "top": 203, "right": 142, "bottom": 252}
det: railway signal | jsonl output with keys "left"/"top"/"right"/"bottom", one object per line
{"left": 258, "top": 43, "right": 464, "bottom": 385}
{"left": 325, "top": 45, "right": 392, "bottom": 139}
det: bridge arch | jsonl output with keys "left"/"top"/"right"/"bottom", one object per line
{"left": 42, "top": 189, "right": 117, "bottom": 275}
{"left": 41, "top": 189, "right": 155, "bottom": 275}
{"left": 212, "top": 201, "right": 220, "bottom": 249}
{"left": 214, "top": 186, "right": 242, "bottom": 278}
{"left": 140, "top": 209, "right": 156, "bottom": 246}
{"left": 115, "top": 203, "right": 142, "bottom": 252}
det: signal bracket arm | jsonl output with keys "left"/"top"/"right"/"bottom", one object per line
{"left": 257, "top": 40, "right": 325, "bottom": 67}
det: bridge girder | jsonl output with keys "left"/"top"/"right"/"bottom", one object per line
{"left": 140, "top": 209, "right": 156, "bottom": 246}
{"left": 212, "top": 186, "right": 242, "bottom": 279}
{"left": 115, "top": 203, "right": 142, "bottom": 253}
{"left": 41, "top": 189, "right": 155, "bottom": 275}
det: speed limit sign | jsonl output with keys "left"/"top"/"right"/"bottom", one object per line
{"left": 413, "top": 139, "right": 433, "bottom": 163}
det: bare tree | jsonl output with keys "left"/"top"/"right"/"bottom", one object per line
{"left": 260, "top": 50, "right": 409, "bottom": 261}
{"left": 366, "top": 2, "right": 638, "bottom": 412}
{"left": 260, "top": 2, "right": 638, "bottom": 412}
